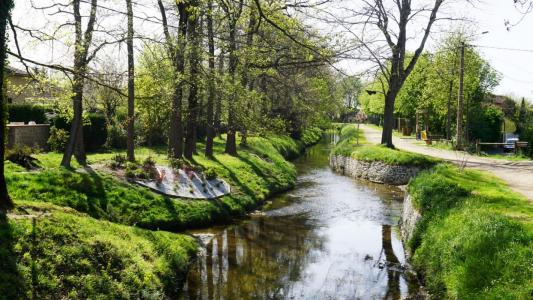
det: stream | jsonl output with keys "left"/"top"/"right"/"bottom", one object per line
{"left": 182, "top": 135, "right": 421, "bottom": 299}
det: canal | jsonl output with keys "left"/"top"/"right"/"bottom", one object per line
{"left": 182, "top": 135, "right": 420, "bottom": 299}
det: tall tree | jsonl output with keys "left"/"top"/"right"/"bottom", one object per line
{"left": 184, "top": 0, "right": 201, "bottom": 159}
{"left": 239, "top": 6, "right": 258, "bottom": 147}
{"left": 349, "top": 0, "right": 446, "bottom": 147}
{"left": 205, "top": 0, "right": 216, "bottom": 157}
{"left": 61, "top": 0, "right": 98, "bottom": 167}
{"left": 126, "top": 0, "right": 135, "bottom": 162}
{"left": 0, "top": 0, "right": 14, "bottom": 211}
{"left": 517, "top": 98, "right": 528, "bottom": 135}
{"left": 158, "top": 0, "right": 187, "bottom": 159}
{"left": 220, "top": 0, "right": 244, "bottom": 155}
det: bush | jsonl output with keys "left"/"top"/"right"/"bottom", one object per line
{"left": 108, "top": 154, "right": 127, "bottom": 169}
{"left": 204, "top": 167, "right": 217, "bottom": 180}
{"left": 53, "top": 113, "right": 107, "bottom": 152}
{"left": 169, "top": 158, "right": 186, "bottom": 170}
{"left": 47, "top": 127, "right": 69, "bottom": 152}
{"left": 8, "top": 104, "right": 47, "bottom": 124}
{"left": 107, "top": 123, "right": 127, "bottom": 149}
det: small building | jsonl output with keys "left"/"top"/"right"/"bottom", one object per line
{"left": 5, "top": 66, "right": 58, "bottom": 105}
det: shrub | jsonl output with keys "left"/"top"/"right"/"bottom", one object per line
{"left": 84, "top": 114, "right": 107, "bottom": 151}
{"left": 47, "top": 127, "right": 69, "bottom": 152}
{"left": 106, "top": 123, "right": 128, "bottom": 149}
{"left": 125, "top": 169, "right": 136, "bottom": 180}
{"left": 142, "top": 156, "right": 158, "bottom": 179}
{"left": 53, "top": 113, "right": 107, "bottom": 151}
{"left": 8, "top": 104, "right": 47, "bottom": 124}
{"left": 169, "top": 158, "right": 185, "bottom": 170}
{"left": 6, "top": 145, "right": 40, "bottom": 169}
{"left": 204, "top": 167, "right": 217, "bottom": 180}
{"left": 109, "top": 154, "right": 127, "bottom": 169}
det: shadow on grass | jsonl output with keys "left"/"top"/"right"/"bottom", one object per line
{"left": 0, "top": 214, "right": 25, "bottom": 298}
{"left": 203, "top": 156, "right": 257, "bottom": 201}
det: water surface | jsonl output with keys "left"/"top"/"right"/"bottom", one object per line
{"left": 183, "top": 135, "right": 419, "bottom": 299}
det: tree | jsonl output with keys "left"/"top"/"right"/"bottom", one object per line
{"left": 60, "top": 0, "right": 98, "bottom": 168}
{"left": 184, "top": 0, "right": 201, "bottom": 160}
{"left": 345, "top": 0, "right": 447, "bottom": 147}
{"left": 0, "top": 0, "right": 14, "bottom": 212}
{"left": 517, "top": 98, "right": 528, "bottom": 135}
{"left": 126, "top": 0, "right": 135, "bottom": 162}
{"left": 205, "top": 0, "right": 216, "bottom": 157}
{"left": 158, "top": 0, "right": 187, "bottom": 159}
{"left": 220, "top": 0, "right": 244, "bottom": 156}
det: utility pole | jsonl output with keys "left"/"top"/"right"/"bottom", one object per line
{"left": 456, "top": 41, "right": 465, "bottom": 150}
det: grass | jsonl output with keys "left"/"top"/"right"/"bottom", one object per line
{"left": 0, "top": 202, "right": 197, "bottom": 299}
{"left": 332, "top": 124, "right": 438, "bottom": 167}
{"left": 7, "top": 129, "right": 322, "bottom": 231}
{"left": 2, "top": 127, "right": 323, "bottom": 298}
{"left": 407, "top": 164, "right": 533, "bottom": 299}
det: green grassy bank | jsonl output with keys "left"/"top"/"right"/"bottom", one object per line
{"left": 1, "top": 128, "right": 323, "bottom": 298}
{"left": 331, "top": 124, "right": 438, "bottom": 167}
{"left": 407, "top": 165, "right": 533, "bottom": 299}
{"left": 331, "top": 124, "right": 533, "bottom": 298}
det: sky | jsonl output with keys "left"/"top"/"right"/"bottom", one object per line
{"left": 8, "top": 0, "right": 533, "bottom": 102}
{"left": 461, "top": 1, "right": 533, "bottom": 100}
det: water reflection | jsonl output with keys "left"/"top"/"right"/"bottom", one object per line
{"left": 183, "top": 136, "right": 419, "bottom": 299}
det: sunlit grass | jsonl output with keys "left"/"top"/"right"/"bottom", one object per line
{"left": 1, "top": 201, "right": 197, "bottom": 298}
{"left": 332, "top": 124, "right": 438, "bottom": 167}
{"left": 408, "top": 164, "right": 533, "bottom": 298}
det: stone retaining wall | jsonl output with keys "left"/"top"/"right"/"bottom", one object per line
{"left": 400, "top": 193, "right": 422, "bottom": 255}
{"left": 7, "top": 124, "right": 50, "bottom": 150}
{"left": 329, "top": 154, "right": 421, "bottom": 185}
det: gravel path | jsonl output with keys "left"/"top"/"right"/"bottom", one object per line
{"left": 360, "top": 124, "right": 533, "bottom": 201}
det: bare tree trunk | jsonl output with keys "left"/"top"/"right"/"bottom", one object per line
{"left": 372, "top": 0, "right": 443, "bottom": 148}
{"left": 0, "top": 0, "right": 14, "bottom": 211}
{"left": 225, "top": 20, "right": 238, "bottom": 155}
{"left": 205, "top": 0, "right": 216, "bottom": 157}
{"left": 239, "top": 8, "right": 257, "bottom": 147}
{"left": 61, "top": 0, "right": 97, "bottom": 167}
{"left": 184, "top": 1, "right": 200, "bottom": 160}
{"left": 158, "top": 0, "right": 186, "bottom": 159}
{"left": 221, "top": 0, "right": 243, "bottom": 156}
{"left": 214, "top": 50, "right": 224, "bottom": 139}
{"left": 126, "top": 0, "right": 135, "bottom": 162}
{"left": 381, "top": 88, "right": 398, "bottom": 148}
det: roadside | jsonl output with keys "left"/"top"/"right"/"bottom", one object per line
{"left": 360, "top": 124, "right": 533, "bottom": 201}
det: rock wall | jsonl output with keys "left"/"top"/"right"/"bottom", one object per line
{"left": 329, "top": 154, "right": 421, "bottom": 185}
{"left": 7, "top": 124, "right": 50, "bottom": 150}
{"left": 400, "top": 193, "right": 422, "bottom": 252}
{"left": 329, "top": 154, "right": 423, "bottom": 253}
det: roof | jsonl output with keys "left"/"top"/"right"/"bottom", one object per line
{"left": 5, "top": 66, "right": 29, "bottom": 77}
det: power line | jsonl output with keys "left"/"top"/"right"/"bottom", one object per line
{"left": 471, "top": 44, "right": 533, "bottom": 54}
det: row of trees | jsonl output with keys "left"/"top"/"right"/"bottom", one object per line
{"left": 0, "top": 0, "right": 344, "bottom": 209}
{"left": 360, "top": 31, "right": 503, "bottom": 145}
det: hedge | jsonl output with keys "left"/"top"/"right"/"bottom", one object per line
{"left": 53, "top": 113, "right": 107, "bottom": 151}
{"left": 7, "top": 104, "right": 47, "bottom": 124}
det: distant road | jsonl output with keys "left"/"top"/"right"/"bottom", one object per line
{"left": 360, "top": 124, "right": 533, "bottom": 201}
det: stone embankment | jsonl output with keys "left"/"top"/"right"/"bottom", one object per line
{"left": 400, "top": 193, "right": 421, "bottom": 253}
{"left": 329, "top": 154, "right": 422, "bottom": 185}
{"left": 329, "top": 154, "right": 422, "bottom": 252}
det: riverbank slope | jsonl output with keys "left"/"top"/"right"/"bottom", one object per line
{"left": 331, "top": 124, "right": 533, "bottom": 298}
{"left": 1, "top": 128, "right": 323, "bottom": 298}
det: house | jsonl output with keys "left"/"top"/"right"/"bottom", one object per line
{"left": 5, "top": 66, "right": 58, "bottom": 105}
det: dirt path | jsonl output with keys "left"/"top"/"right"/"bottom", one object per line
{"left": 360, "top": 124, "right": 533, "bottom": 201}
